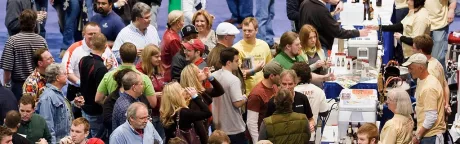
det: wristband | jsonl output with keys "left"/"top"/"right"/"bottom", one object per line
{"left": 192, "top": 94, "right": 199, "bottom": 99}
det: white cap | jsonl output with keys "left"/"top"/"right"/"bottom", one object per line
{"left": 402, "top": 53, "right": 428, "bottom": 66}
{"left": 216, "top": 22, "right": 240, "bottom": 35}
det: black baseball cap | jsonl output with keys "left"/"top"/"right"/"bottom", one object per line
{"left": 181, "top": 25, "right": 199, "bottom": 37}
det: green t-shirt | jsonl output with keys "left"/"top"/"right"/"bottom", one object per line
{"left": 97, "top": 65, "right": 155, "bottom": 96}
{"left": 274, "top": 52, "right": 306, "bottom": 69}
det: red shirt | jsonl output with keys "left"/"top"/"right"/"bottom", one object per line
{"left": 160, "top": 29, "right": 181, "bottom": 82}
{"left": 247, "top": 82, "right": 279, "bottom": 127}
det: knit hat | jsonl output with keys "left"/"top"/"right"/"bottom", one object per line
{"left": 86, "top": 138, "right": 105, "bottom": 144}
{"left": 263, "top": 61, "right": 283, "bottom": 76}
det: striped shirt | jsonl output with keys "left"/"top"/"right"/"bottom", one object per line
{"left": 0, "top": 32, "right": 47, "bottom": 82}
{"left": 112, "top": 23, "right": 161, "bottom": 60}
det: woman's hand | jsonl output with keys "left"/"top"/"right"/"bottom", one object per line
{"left": 365, "top": 25, "right": 379, "bottom": 30}
{"left": 185, "top": 87, "right": 198, "bottom": 98}
{"left": 394, "top": 32, "right": 402, "bottom": 40}
{"left": 203, "top": 67, "right": 211, "bottom": 78}
{"left": 314, "top": 60, "right": 325, "bottom": 68}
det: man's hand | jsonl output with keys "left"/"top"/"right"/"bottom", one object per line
{"left": 334, "top": 1, "right": 344, "bottom": 13}
{"left": 411, "top": 137, "right": 420, "bottom": 144}
{"left": 37, "top": 12, "right": 47, "bottom": 22}
{"left": 394, "top": 32, "right": 402, "bottom": 40}
{"left": 359, "top": 29, "right": 370, "bottom": 37}
{"left": 50, "top": 0, "right": 54, "bottom": 5}
{"left": 59, "top": 136, "right": 72, "bottom": 144}
{"left": 254, "top": 61, "right": 265, "bottom": 72}
{"left": 115, "top": 0, "right": 127, "bottom": 8}
{"left": 105, "top": 58, "right": 113, "bottom": 70}
{"left": 309, "top": 123, "right": 315, "bottom": 132}
{"left": 445, "top": 104, "right": 452, "bottom": 115}
{"left": 37, "top": 138, "right": 48, "bottom": 144}
{"left": 74, "top": 96, "right": 85, "bottom": 108}
{"left": 448, "top": 10, "right": 455, "bottom": 23}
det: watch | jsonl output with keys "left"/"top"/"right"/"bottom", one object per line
{"left": 4, "top": 83, "right": 11, "bottom": 88}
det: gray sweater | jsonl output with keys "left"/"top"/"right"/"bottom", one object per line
{"left": 5, "top": 0, "right": 38, "bottom": 36}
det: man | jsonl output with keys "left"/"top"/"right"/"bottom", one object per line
{"left": 0, "top": 82, "right": 18, "bottom": 126}
{"left": 0, "top": 10, "right": 48, "bottom": 99}
{"left": 95, "top": 42, "right": 157, "bottom": 109}
{"left": 59, "top": 118, "right": 98, "bottom": 144}
{"left": 170, "top": 25, "right": 199, "bottom": 82}
{"left": 23, "top": 48, "right": 55, "bottom": 102}
{"left": 79, "top": 33, "right": 110, "bottom": 137}
{"left": 4, "top": 110, "right": 30, "bottom": 144}
{"left": 112, "top": 71, "right": 144, "bottom": 130}
{"left": 110, "top": 102, "right": 163, "bottom": 144}
{"left": 224, "top": 0, "right": 253, "bottom": 28}
{"left": 247, "top": 61, "right": 282, "bottom": 143}
{"left": 273, "top": 33, "right": 304, "bottom": 69}
{"left": 402, "top": 53, "right": 446, "bottom": 143}
{"left": 412, "top": 34, "right": 451, "bottom": 115}
{"left": 138, "top": 0, "right": 162, "bottom": 29}
{"left": 184, "top": 39, "right": 207, "bottom": 69}
{"left": 17, "top": 96, "right": 51, "bottom": 143}
{"left": 233, "top": 17, "right": 272, "bottom": 95}
{"left": 292, "top": 62, "right": 328, "bottom": 142}
{"left": 91, "top": 0, "right": 126, "bottom": 48}
{"left": 255, "top": 0, "right": 275, "bottom": 49}
{"left": 266, "top": 70, "right": 315, "bottom": 133}
{"left": 112, "top": 2, "right": 161, "bottom": 61}
{"left": 37, "top": 64, "right": 84, "bottom": 144}
{"left": 61, "top": 22, "right": 118, "bottom": 108}
{"left": 425, "top": 0, "right": 456, "bottom": 69}
{"left": 299, "top": 0, "right": 369, "bottom": 55}
{"left": 211, "top": 48, "right": 248, "bottom": 143}
{"left": 207, "top": 22, "right": 245, "bottom": 93}
{"left": 0, "top": 126, "right": 13, "bottom": 144}
{"left": 5, "top": 0, "right": 46, "bottom": 37}
{"left": 357, "top": 123, "right": 379, "bottom": 144}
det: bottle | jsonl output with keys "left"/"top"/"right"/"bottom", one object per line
{"left": 363, "top": 0, "right": 367, "bottom": 20}
{"left": 337, "top": 56, "right": 341, "bottom": 67}
{"left": 368, "top": 2, "right": 374, "bottom": 20}
{"left": 377, "top": 0, "right": 382, "bottom": 6}
{"left": 341, "top": 57, "right": 345, "bottom": 67}
{"left": 347, "top": 60, "right": 351, "bottom": 70}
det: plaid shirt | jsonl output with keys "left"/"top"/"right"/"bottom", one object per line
{"left": 112, "top": 92, "right": 139, "bottom": 130}
{"left": 22, "top": 69, "right": 46, "bottom": 102}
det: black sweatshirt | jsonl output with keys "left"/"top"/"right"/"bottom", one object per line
{"left": 164, "top": 97, "right": 212, "bottom": 143}
{"left": 380, "top": 23, "right": 414, "bottom": 47}
{"left": 299, "top": 0, "right": 360, "bottom": 50}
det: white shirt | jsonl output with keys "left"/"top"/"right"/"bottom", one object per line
{"left": 295, "top": 83, "right": 329, "bottom": 141}
{"left": 112, "top": 23, "right": 161, "bottom": 60}
{"left": 182, "top": 0, "right": 207, "bottom": 25}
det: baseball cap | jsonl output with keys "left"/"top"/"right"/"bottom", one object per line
{"left": 181, "top": 25, "right": 199, "bottom": 37}
{"left": 183, "top": 39, "right": 205, "bottom": 53}
{"left": 263, "top": 61, "right": 283, "bottom": 76}
{"left": 216, "top": 22, "right": 240, "bottom": 35}
{"left": 86, "top": 138, "right": 104, "bottom": 144}
{"left": 402, "top": 53, "right": 428, "bottom": 66}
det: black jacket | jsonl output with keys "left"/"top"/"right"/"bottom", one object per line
{"left": 299, "top": 0, "right": 360, "bottom": 50}
{"left": 79, "top": 53, "right": 108, "bottom": 116}
{"left": 171, "top": 49, "right": 189, "bottom": 82}
{"left": 287, "top": 0, "right": 304, "bottom": 32}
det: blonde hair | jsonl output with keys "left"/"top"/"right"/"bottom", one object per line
{"left": 387, "top": 88, "right": 414, "bottom": 116}
{"left": 180, "top": 64, "right": 205, "bottom": 92}
{"left": 167, "top": 10, "right": 184, "bottom": 28}
{"left": 192, "top": 10, "right": 214, "bottom": 29}
{"left": 140, "top": 44, "right": 163, "bottom": 77}
{"left": 299, "top": 24, "right": 321, "bottom": 53}
{"left": 160, "top": 82, "right": 188, "bottom": 127}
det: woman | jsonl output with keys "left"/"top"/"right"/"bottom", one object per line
{"left": 379, "top": 89, "right": 414, "bottom": 144}
{"left": 259, "top": 88, "right": 310, "bottom": 144}
{"left": 193, "top": 10, "right": 217, "bottom": 50}
{"left": 161, "top": 10, "right": 185, "bottom": 82}
{"left": 299, "top": 24, "right": 330, "bottom": 74}
{"left": 160, "top": 82, "right": 212, "bottom": 143}
{"left": 183, "top": 0, "right": 207, "bottom": 25}
{"left": 368, "top": 0, "right": 430, "bottom": 58}
{"left": 180, "top": 64, "right": 224, "bottom": 144}
{"left": 136, "top": 44, "right": 165, "bottom": 138}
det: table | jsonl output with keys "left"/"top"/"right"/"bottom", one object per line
{"left": 323, "top": 80, "right": 378, "bottom": 99}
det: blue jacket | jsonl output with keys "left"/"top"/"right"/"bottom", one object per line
{"left": 110, "top": 121, "right": 163, "bottom": 144}
{"left": 37, "top": 84, "right": 73, "bottom": 144}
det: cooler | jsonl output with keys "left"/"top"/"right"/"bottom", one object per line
{"left": 347, "top": 31, "right": 379, "bottom": 68}
{"left": 337, "top": 89, "right": 378, "bottom": 140}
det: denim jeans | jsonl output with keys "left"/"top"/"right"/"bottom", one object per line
{"left": 85, "top": 0, "right": 94, "bottom": 20}
{"left": 228, "top": 132, "right": 248, "bottom": 144}
{"left": 226, "top": 0, "right": 253, "bottom": 22}
{"left": 52, "top": 0, "right": 66, "bottom": 34}
{"left": 431, "top": 25, "right": 449, "bottom": 71}
{"left": 82, "top": 111, "right": 103, "bottom": 138}
{"left": 255, "top": 0, "right": 275, "bottom": 46}
{"left": 63, "top": 0, "right": 81, "bottom": 49}
{"left": 420, "top": 134, "right": 443, "bottom": 144}
{"left": 151, "top": 116, "right": 165, "bottom": 139}
{"left": 150, "top": 3, "right": 160, "bottom": 29}
{"left": 36, "top": 0, "right": 48, "bottom": 38}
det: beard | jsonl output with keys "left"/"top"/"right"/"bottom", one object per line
{"left": 96, "top": 8, "right": 107, "bottom": 15}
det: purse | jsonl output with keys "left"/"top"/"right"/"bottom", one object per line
{"left": 174, "top": 109, "right": 201, "bottom": 144}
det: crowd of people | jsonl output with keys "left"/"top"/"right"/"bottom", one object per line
{"left": 0, "top": 0, "right": 457, "bottom": 143}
